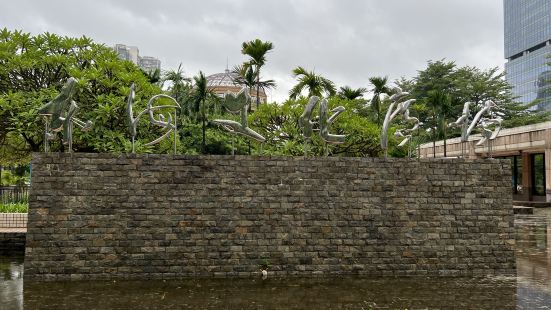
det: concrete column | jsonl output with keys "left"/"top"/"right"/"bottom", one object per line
{"left": 545, "top": 149, "right": 551, "bottom": 202}
{"left": 522, "top": 152, "right": 532, "bottom": 201}
{"left": 466, "top": 141, "right": 477, "bottom": 159}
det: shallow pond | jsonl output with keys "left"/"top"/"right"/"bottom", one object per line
{"left": 1, "top": 210, "right": 550, "bottom": 309}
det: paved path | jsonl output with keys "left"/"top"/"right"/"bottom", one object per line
{"left": 0, "top": 227, "right": 26, "bottom": 233}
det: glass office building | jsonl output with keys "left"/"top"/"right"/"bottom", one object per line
{"left": 504, "top": 0, "right": 551, "bottom": 111}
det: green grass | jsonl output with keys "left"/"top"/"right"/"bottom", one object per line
{"left": 0, "top": 202, "right": 28, "bottom": 213}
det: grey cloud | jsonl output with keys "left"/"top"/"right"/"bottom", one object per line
{"left": 0, "top": 0, "right": 503, "bottom": 102}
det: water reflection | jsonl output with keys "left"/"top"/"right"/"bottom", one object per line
{"left": 0, "top": 210, "right": 550, "bottom": 309}
{"left": 516, "top": 209, "right": 551, "bottom": 309}
{"left": 0, "top": 256, "right": 23, "bottom": 310}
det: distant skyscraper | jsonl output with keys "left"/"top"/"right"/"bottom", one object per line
{"left": 139, "top": 56, "right": 161, "bottom": 73}
{"left": 504, "top": 0, "right": 551, "bottom": 111}
{"left": 113, "top": 44, "right": 160, "bottom": 73}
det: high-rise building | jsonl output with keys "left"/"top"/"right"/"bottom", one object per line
{"left": 504, "top": 0, "right": 551, "bottom": 111}
{"left": 139, "top": 56, "right": 161, "bottom": 73}
{"left": 113, "top": 44, "right": 160, "bottom": 73}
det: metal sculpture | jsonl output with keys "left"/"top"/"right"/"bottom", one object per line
{"left": 447, "top": 100, "right": 502, "bottom": 157}
{"left": 298, "top": 96, "right": 346, "bottom": 156}
{"left": 464, "top": 100, "right": 497, "bottom": 142}
{"left": 212, "top": 88, "right": 266, "bottom": 154}
{"left": 394, "top": 108, "right": 422, "bottom": 157}
{"left": 380, "top": 87, "right": 416, "bottom": 157}
{"left": 38, "top": 77, "right": 93, "bottom": 153}
{"left": 394, "top": 109, "right": 421, "bottom": 146}
{"left": 126, "top": 83, "right": 180, "bottom": 154}
{"left": 449, "top": 101, "right": 471, "bottom": 141}
{"left": 448, "top": 101, "right": 471, "bottom": 157}
{"left": 476, "top": 117, "right": 502, "bottom": 146}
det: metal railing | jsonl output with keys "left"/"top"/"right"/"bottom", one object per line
{"left": 0, "top": 186, "right": 29, "bottom": 204}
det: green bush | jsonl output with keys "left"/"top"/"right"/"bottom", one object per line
{"left": 0, "top": 202, "right": 28, "bottom": 213}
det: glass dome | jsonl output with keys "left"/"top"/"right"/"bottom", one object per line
{"left": 206, "top": 69, "right": 239, "bottom": 87}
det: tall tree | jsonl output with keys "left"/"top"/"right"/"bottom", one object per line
{"left": 141, "top": 68, "right": 162, "bottom": 85}
{"left": 424, "top": 90, "right": 452, "bottom": 157}
{"left": 338, "top": 86, "right": 367, "bottom": 100}
{"left": 0, "top": 28, "right": 161, "bottom": 161}
{"left": 163, "top": 63, "right": 191, "bottom": 104}
{"left": 187, "top": 71, "right": 218, "bottom": 153}
{"left": 404, "top": 59, "right": 549, "bottom": 157}
{"left": 232, "top": 64, "right": 276, "bottom": 106}
{"left": 241, "top": 39, "right": 274, "bottom": 108}
{"left": 289, "top": 66, "right": 336, "bottom": 99}
{"left": 368, "top": 76, "right": 392, "bottom": 127}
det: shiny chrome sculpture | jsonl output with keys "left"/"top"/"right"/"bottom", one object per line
{"left": 299, "top": 96, "right": 346, "bottom": 156}
{"left": 448, "top": 100, "right": 502, "bottom": 157}
{"left": 394, "top": 109, "right": 421, "bottom": 147}
{"left": 212, "top": 87, "right": 266, "bottom": 144}
{"left": 476, "top": 116, "right": 503, "bottom": 146}
{"left": 380, "top": 87, "right": 416, "bottom": 157}
{"left": 448, "top": 101, "right": 471, "bottom": 142}
{"left": 126, "top": 83, "right": 180, "bottom": 154}
{"left": 38, "top": 77, "right": 93, "bottom": 153}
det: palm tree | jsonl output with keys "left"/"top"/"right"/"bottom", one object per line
{"left": 187, "top": 71, "right": 218, "bottom": 153}
{"left": 368, "top": 76, "right": 391, "bottom": 126}
{"left": 338, "top": 86, "right": 367, "bottom": 100}
{"left": 425, "top": 89, "right": 452, "bottom": 157}
{"left": 163, "top": 63, "right": 191, "bottom": 104}
{"left": 232, "top": 64, "right": 276, "bottom": 104}
{"left": 241, "top": 39, "right": 274, "bottom": 108}
{"left": 141, "top": 68, "right": 161, "bottom": 85}
{"left": 289, "top": 66, "right": 336, "bottom": 100}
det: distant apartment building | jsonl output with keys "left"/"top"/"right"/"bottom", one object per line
{"left": 504, "top": 0, "right": 551, "bottom": 111}
{"left": 138, "top": 56, "right": 161, "bottom": 73}
{"left": 114, "top": 44, "right": 161, "bottom": 72}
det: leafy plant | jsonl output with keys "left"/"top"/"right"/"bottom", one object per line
{"left": 0, "top": 202, "right": 28, "bottom": 213}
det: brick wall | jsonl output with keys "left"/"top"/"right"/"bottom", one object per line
{"left": 24, "top": 153, "right": 515, "bottom": 280}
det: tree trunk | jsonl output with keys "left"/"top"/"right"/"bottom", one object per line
{"left": 256, "top": 65, "right": 261, "bottom": 109}
{"left": 443, "top": 124, "right": 447, "bottom": 157}
{"left": 201, "top": 99, "right": 206, "bottom": 154}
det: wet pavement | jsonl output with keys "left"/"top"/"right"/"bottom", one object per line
{"left": 1, "top": 210, "right": 550, "bottom": 309}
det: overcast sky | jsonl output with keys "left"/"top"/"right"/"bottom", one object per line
{"left": 1, "top": 0, "right": 504, "bottom": 102}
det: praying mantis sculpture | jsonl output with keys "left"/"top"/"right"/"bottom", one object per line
{"left": 298, "top": 96, "right": 346, "bottom": 156}
{"left": 212, "top": 88, "right": 266, "bottom": 154}
{"left": 38, "top": 77, "right": 93, "bottom": 153}
{"left": 380, "top": 87, "right": 416, "bottom": 157}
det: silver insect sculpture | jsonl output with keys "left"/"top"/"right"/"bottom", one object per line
{"left": 212, "top": 87, "right": 266, "bottom": 154}
{"left": 449, "top": 100, "right": 502, "bottom": 157}
{"left": 38, "top": 77, "right": 93, "bottom": 153}
{"left": 394, "top": 108, "right": 422, "bottom": 157}
{"left": 380, "top": 87, "right": 416, "bottom": 158}
{"left": 126, "top": 83, "right": 180, "bottom": 154}
{"left": 299, "top": 96, "right": 346, "bottom": 156}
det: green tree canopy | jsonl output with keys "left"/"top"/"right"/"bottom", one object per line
{"left": 289, "top": 66, "right": 336, "bottom": 100}
{"left": 251, "top": 97, "right": 383, "bottom": 157}
{"left": 0, "top": 28, "right": 163, "bottom": 164}
{"left": 338, "top": 86, "right": 367, "bottom": 100}
{"left": 241, "top": 39, "right": 274, "bottom": 109}
{"left": 368, "top": 76, "right": 392, "bottom": 127}
{"left": 397, "top": 59, "right": 549, "bottom": 152}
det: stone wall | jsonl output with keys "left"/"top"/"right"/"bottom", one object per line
{"left": 25, "top": 153, "right": 515, "bottom": 280}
